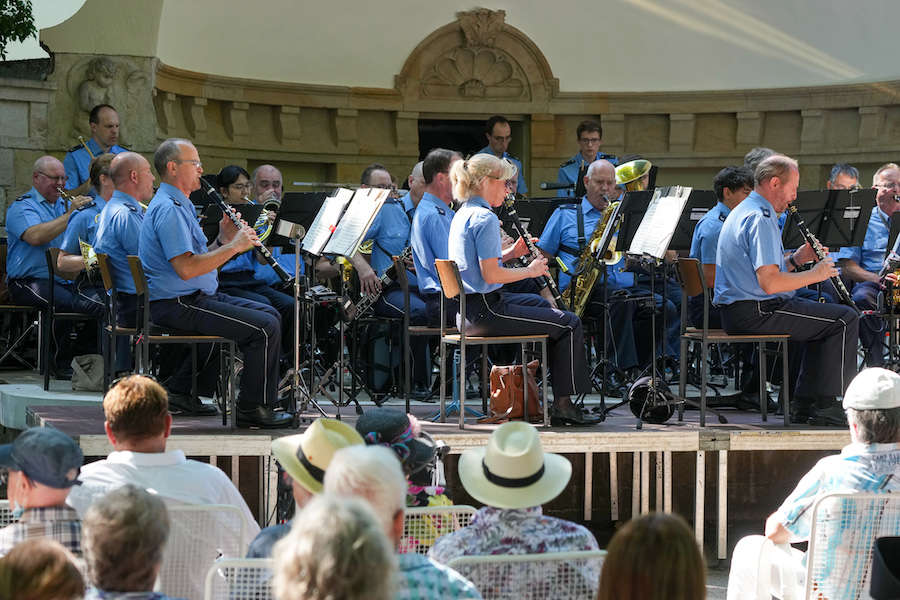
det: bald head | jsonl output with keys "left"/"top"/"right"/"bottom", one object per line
{"left": 408, "top": 161, "right": 426, "bottom": 207}
{"left": 111, "top": 152, "right": 155, "bottom": 202}
{"left": 33, "top": 156, "right": 63, "bottom": 176}
{"left": 31, "top": 156, "right": 65, "bottom": 202}
{"left": 584, "top": 159, "right": 617, "bottom": 209}
{"left": 252, "top": 164, "right": 283, "bottom": 203}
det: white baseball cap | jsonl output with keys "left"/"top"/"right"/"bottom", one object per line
{"left": 842, "top": 368, "right": 900, "bottom": 410}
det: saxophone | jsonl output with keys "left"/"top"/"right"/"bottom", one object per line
{"left": 564, "top": 199, "right": 621, "bottom": 317}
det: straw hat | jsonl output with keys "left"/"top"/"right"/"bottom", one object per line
{"left": 271, "top": 418, "right": 364, "bottom": 494}
{"left": 458, "top": 422, "right": 571, "bottom": 509}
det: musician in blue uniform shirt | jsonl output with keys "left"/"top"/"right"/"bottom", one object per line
{"left": 714, "top": 155, "right": 858, "bottom": 425}
{"left": 688, "top": 166, "right": 754, "bottom": 328}
{"left": 556, "top": 120, "right": 618, "bottom": 198}
{"left": 397, "top": 161, "right": 425, "bottom": 216}
{"left": 63, "top": 104, "right": 127, "bottom": 195}
{"left": 410, "top": 149, "right": 462, "bottom": 326}
{"left": 836, "top": 163, "right": 900, "bottom": 367}
{"left": 538, "top": 159, "right": 640, "bottom": 375}
{"left": 448, "top": 153, "right": 598, "bottom": 426}
{"left": 93, "top": 152, "right": 155, "bottom": 375}
{"left": 57, "top": 154, "right": 115, "bottom": 281}
{"left": 476, "top": 115, "right": 527, "bottom": 195}
{"left": 138, "top": 138, "right": 292, "bottom": 428}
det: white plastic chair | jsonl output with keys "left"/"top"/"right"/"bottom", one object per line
{"left": 804, "top": 492, "right": 900, "bottom": 600}
{"left": 447, "top": 549, "right": 607, "bottom": 600}
{"left": 158, "top": 503, "right": 249, "bottom": 600}
{"left": 0, "top": 500, "right": 14, "bottom": 527}
{"left": 401, "top": 504, "right": 477, "bottom": 555}
{"left": 204, "top": 558, "right": 274, "bottom": 600}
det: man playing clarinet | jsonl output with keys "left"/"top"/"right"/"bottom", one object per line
{"left": 715, "top": 155, "right": 858, "bottom": 426}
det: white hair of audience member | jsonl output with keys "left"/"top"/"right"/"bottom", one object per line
{"left": 323, "top": 445, "right": 407, "bottom": 538}
{"left": 82, "top": 484, "right": 169, "bottom": 593}
{"left": 272, "top": 494, "right": 396, "bottom": 600}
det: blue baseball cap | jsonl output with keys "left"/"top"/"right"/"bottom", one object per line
{"left": 0, "top": 428, "right": 83, "bottom": 489}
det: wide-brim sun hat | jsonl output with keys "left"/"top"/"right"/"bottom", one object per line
{"left": 458, "top": 421, "right": 570, "bottom": 509}
{"left": 271, "top": 418, "right": 364, "bottom": 494}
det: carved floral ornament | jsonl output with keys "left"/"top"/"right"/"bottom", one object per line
{"left": 418, "top": 8, "right": 529, "bottom": 100}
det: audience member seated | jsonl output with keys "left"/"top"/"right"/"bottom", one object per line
{"left": 356, "top": 408, "right": 450, "bottom": 508}
{"left": 0, "top": 538, "right": 84, "bottom": 600}
{"left": 0, "top": 427, "right": 84, "bottom": 557}
{"left": 325, "top": 445, "right": 482, "bottom": 599}
{"left": 246, "top": 417, "right": 364, "bottom": 558}
{"left": 273, "top": 494, "right": 395, "bottom": 600}
{"left": 727, "top": 367, "right": 900, "bottom": 600}
{"left": 597, "top": 513, "right": 706, "bottom": 600}
{"left": 428, "top": 423, "right": 599, "bottom": 584}
{"left": 67, "top": 375, "right": 259, "bottom": 542}
{"left": 82, "top": 484, "right": 180, "bottom": 600}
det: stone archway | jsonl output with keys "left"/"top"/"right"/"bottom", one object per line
{"left": 395, "top": 8, "right": 559, "bottom": 111}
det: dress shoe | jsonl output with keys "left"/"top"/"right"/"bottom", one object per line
{"left": 806, "top": 403, "right": 848, "bottom": 427}
{"left": 168, "top": 393, "right": 218, "bottom": 416}
{"left": 550, "top": 404, "right": 601, "bottom": 427}
{"left": 236, "top": 405, "right": 294, "bottom": 429}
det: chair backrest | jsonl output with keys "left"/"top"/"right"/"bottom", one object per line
{"left": 805, "top": 492, "right": 900, "bottom": 600}
{"left": 447, "top": 550, "right": 607, "bottom": 600}
{"left": 204, "top": 558, "right": 274, "bottom": 600}
{"left": 95, "top": 252, "right": 115, "bottom": 294}
{"left": 434, "top": 259, "right": 462, "bottom": 300}
{"left": 158, "top": 502, "right": 250, "bottom": 600}
{"left": 45, "top": 247, "right": 62, "bottom": 277}
{"left": 676, "top": 257, "right": 705, "bottom": 298}
{"left": 0, "top": 499, "right": 16, "bottom": 528}
{"left": 400, "top": 505, "right": 477, "bottom": 555}
{"left": 127, "top": 255, "right": 149, "bottom": 297}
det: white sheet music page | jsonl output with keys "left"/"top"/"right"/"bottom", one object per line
{"left": 628, "top": 186, "right": 692, "bottom": 260}
{"left": 322, "top": 187, "right": 389, "bottom": 257}
{"left": 300, "top": 188, "right": 354, "bottom": 255}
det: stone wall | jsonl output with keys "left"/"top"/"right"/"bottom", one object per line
{"left": 4, "top": 8, "right": 900, "bottom": 225}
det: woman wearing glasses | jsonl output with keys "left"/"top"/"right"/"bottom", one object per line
{"left": 447, "top": 154, "right": 598, "bottom": 426}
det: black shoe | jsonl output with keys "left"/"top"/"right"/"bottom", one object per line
{"left": 550, "top": 404, "right": 602, "bottom": 427}
{"left": 168, "top": 393, "right": 218, "bottom": 416}
{"left": 236, "top": 405, "right": 294, "bottom": 429}
{"left": 807, "top": 403, "right": 848, "bottom": 427}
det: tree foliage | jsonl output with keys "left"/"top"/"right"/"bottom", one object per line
{"left": 0, "top": 0, "right": 37, "bottom": 61}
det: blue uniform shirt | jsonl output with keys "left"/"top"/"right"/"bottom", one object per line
{"left": 449, "top": 196, "right": 502, "bottom": 294}
{"left": 139, "top": 182, "right": 218, "bottom": 300}
{"left": 94, "top": 190, "right": 144, "bottom": 294}
{"left": 556, "top": 152, "right": 619, "bottom": 198}
{"left": 254, "top": 246, "right": 303, "bottom": 286}
{"left": 410, "top": 192, "right": 455, "bottom": 294}
{"left": 714, "top": 191, "right": 793, "bottom": 305}
{"left": 364, "top": 198, "right": 416, "bottom": 286}
{"left": 690, "top": 201, "right": 731, "bottom": 266}
{"left": 398, "top": 191, "right": 416, "bottom": 217}
{"left": 836, "top": 207, "right": 890, "bottom": 273}
{"left": 537, "top": 196, "right": 635, "bottom": 290}
{"left": 59, "top": 197, "right": 106, "bottom": 255}
{"left": 63, "top": 138, "right": 127, "bottom": 190}
{"left": 220, "top": 201, "right": 260, "bottom": 276}
{"left": 476, "top": 146, "right": 527, "bottom": 195}
{"left": 4, "top": 187, "right": 67, "bottom": 280}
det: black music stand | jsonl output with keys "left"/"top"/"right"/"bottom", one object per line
{"left": 615, "top": 186, "right": 728, "bottom": 428}
{"left": 781, "top": 189, "right": 874, "bottom": 250}
{"left": 268, "top": 192, "right": 328, "bottom": 248}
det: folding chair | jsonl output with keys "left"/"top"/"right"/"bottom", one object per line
{"left": 400, "top": 504, "right": 477, "bottom": 555}
{"left": 95, "top": 252, "right": 138, "bottom": 390}
{"left": 204, "top": 558, "right": 274, "bottom": 600}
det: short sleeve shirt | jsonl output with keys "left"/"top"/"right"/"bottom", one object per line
{"left": 714, "top": 191, "right": 793, "bottom": 305}
{"left": 690, "top": 201, "right": 731, "bottom": 265}
{"left": 94, "top": 190, "right": 144, "bottom": 294}
{"left": 364, "top": 198, "right": 416, "bottom": 286}
{"left": 410, "top": 192, "right": 455, "bottom": 294}
{"left": 4, "top": 187, "right": 67, "bottom": 280}
{"left": 63, "top": 139, "right": 127, "bottom": 190}
{"left": 60, "top": 197, "right": 106, "bottom": 255}
{"left": 138, "top": 182, "right": 217, "bottom": 300}
{"left": 449, "top": 196, "right": 503, "bottom": 294}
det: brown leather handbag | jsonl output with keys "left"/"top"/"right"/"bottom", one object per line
{"left": 479, "top": 360, "right": 542, "bottom": 424}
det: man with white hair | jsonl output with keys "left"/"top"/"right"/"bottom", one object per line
{"left": 727, "top": 367, "right": 900, "bottom": 599}
{"left": 324, "top": 445, "right": 482, "bottom": 599}
{"left": 398, "top": 161, "right": 426, "bottom": 215}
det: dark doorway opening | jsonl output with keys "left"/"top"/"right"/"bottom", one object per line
{"left": 417, "top": 118, "right": 527, "bottom": 163}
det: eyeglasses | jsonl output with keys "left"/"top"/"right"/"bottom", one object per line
{"left": 173, "top": 159, "right": 202, "bottom": 168}
{"left": 579, "top": 137, "right": 602, "bottom": 145}
{"left": 486, "top": 174, "right": 514, "bottom": 189}
{"left": 878, "top": 182, "right": 900, "bottom": 191}
{"left": 37, "top": 172, "right": 67, "bottom": 183}
{"left": 229, "top": 182, "right": 253, "bottom": 191}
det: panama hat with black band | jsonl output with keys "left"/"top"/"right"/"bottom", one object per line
{"left": 458, "top": 421, "right": 570, "bottom": 509}
{"left": 271, "top": 418, "right": 364, "bottom": 494}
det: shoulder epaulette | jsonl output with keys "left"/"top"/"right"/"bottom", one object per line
{"left": 75, "top": 201, "right": 96, "bottom": 212}
{"left": 126, "top": 204, "right": 137, "bottom": 212}
{"left": 507, "top": 153, "right": 521, "bottom": 163}
{"left": 558, "top": 203, "right": 578, "bottom": 210}
{"left": 598, "top": 152, "right": 618, "bottom": 161}
{"left": 116, "top": 144, "right": 129, "bottom": 151}
{"left": 15, "top": 193, "right": 31, "bottom": 202}
{"left": 560, "top": 158, "right": 576, "bottom": 168}
{"left": 67, "top": 144, "right": 83, "bottom": 153}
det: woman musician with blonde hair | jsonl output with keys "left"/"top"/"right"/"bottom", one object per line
{"left": 447, "top": 154, "right": 598, "bottom": 426}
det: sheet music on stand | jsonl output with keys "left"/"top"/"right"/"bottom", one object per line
{"left": 299, "top": 188, "right": 355, "bottom": 256}
{"left": 627, "top": 186, "right": 692, "bottom": 260}
{"left": 322, "top": 187, "right": 389, "bottom": 257}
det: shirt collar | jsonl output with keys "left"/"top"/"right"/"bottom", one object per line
{"left": 747, "top": 190, "right": 776, "bottom": 214}
{"left": 29, "top": 186, "right": 60, "bottom": 207}
{"left": 841, "top": 441, "right": 900, "bottom": 456}
{"left": 580, "top": 196, "right": 604, "bottom": 216}
{"left": 20, "top": 505, "right": 80, "bottom": 523}
{"left": 157, "top": 182, "right": 189, "bottom": 204}
{"left": 466, "top": 196, "right": 491, "bottom": 210}
{"left": 717, "top": 201, "right": 732, "bottom": 216}
{"left": 105, "top": 449, "right": 186, "bottom": 466}
{"left": 422, "top": 192, "right": 450, "bottom": 210}
{"left": 111, "top": 189, "right": 141, "bottom": 209}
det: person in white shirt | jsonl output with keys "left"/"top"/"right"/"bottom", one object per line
{"left": 66, "top": 375, "right": 259, "bottom": 541}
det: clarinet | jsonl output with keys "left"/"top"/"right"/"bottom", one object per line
{"left": 202, "top": 180, "right": 293, "bottom": 284}
{"left": 787, "top": 205, "right": 858, "bottom": 311}
{"left": 501, "top": 194, "right": 570, "bottom": 311}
